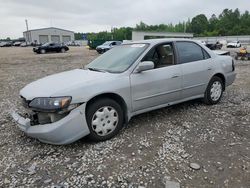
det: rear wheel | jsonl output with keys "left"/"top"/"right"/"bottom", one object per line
{"left": 61, "top": 48, "right": 66, "bottom": 53}
{"left": 204, "top": 76, "right": 223, "bottom": 105}
{"left": 86, "top": 98, "right": 124, "bottom": 141}
{"left": 40, "top": 49, "right": 46, "bottom": 54}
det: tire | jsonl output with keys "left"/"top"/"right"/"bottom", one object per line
{"left": 203, "top": 76, "right": 224, "bottom": 105}
{"left": 40, "top": 49, "right": 46, "bottom": 54}
{"left": 86, "top": 98, "right": 124, "bottom": 141}
{"left": 61, "top": 48, "right": 66, "bottom": 53}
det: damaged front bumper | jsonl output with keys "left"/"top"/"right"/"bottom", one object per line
{"left": 11, "top": 103, "right": 90, "bottom": 145}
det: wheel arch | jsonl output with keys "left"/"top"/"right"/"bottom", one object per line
{"left": 212, "top": 73, "right": 226, "bottom": 90}
{"left": 85, "top": 93, "right": 129, "bottom": 124}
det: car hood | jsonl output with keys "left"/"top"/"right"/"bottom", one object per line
{"left": 20, "top": 69, "right": 116, "bottom": 101}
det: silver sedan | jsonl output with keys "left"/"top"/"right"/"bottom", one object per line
{"left": 12, "top": 39, "right": 236, "bottom": 144}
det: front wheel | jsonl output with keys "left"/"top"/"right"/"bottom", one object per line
{"left": 86, "top": 98, "right": 124, "bottom": 141}
{"left": 61, "top": 48, "right": 66, "bottom": 53}
{"left": 203, "top": 76, "right": 223, "bottom": 105}
{"left": 40, "top": 49, "right": 46, "bottom": 54}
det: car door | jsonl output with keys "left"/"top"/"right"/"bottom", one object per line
{"left": 47, "top": 43, "right": 54, "bottom": 52}
{"left": 110, "top": 42, "right": 116, "bottom": 49}
{"left": 130, "top": 43, "right": 182, "bottom": 112}
{"left": 175, "top": 41, "right": 213, "bottom": 99}
{"left": 49, "top": 43, "right": 59, "bottom": 52}
{"left": 53, "top": 43, "right": 60, "bottom": 52}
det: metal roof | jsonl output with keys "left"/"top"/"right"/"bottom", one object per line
{"left": 23, "top": 27, "right": 74, "bottom": 33}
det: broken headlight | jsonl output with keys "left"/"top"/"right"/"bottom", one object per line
{"left": 29, "top": 97, "right": 72, "bottom": 112}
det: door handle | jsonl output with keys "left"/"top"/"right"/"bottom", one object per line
{"left": 172, "top": 75, "right": 180, "bottom": 78}
{"left": 208, "top": 67, "right": 212, "bottom": 71}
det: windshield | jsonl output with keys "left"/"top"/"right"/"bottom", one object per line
{"left": 102, "top": 41, "right": 112, "bottom": 46}
{"left": 42, "top": 42, "right": 50, "bottom": 47}
{"left": 86, "top": 44, "right": 148, "bottom": 73}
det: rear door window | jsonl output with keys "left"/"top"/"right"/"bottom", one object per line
{"left": 176, "top": 42, "right": 206, "bottom": 64}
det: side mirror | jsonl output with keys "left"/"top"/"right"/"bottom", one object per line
{"left": 136, "top": 61, "right": 154, "bottom": 73}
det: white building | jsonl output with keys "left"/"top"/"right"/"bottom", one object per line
{"left": 23, "top": 27, "right": 75, "bottom": 44}
{"left": 132, "top": 31, "right": 193, "bottom": 41}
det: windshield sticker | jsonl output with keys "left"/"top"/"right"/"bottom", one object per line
{"left": 131, "top": 44, "right": 146, "bottom": 48}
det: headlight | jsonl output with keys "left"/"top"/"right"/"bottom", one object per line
{"left": 29, "top": 97, "right": 72, "bottom": 112}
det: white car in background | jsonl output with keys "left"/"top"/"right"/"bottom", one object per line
{"left": 227, "top": 41, "right": 241, "bottom": 48}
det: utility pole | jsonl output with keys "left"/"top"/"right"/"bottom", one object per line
{"left": 25, "top": 19, "right": 29, "bottom": 44}
{"left": 111, "top": 26, "right": 114, "bottom": 40}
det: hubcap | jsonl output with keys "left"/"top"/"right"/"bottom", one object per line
{"left": 91, "top": 106, "right": 118, "bottom": 136}
{"left": 210, "top": 81, "right": 222, "bottom": 101}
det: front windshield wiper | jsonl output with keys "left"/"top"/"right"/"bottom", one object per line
{"left": 87, "top": 67, "right": 107, "bottom": 73}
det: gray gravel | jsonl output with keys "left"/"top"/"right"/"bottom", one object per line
{"left": 0, "top": 47, "right": 249, "bottom": 188}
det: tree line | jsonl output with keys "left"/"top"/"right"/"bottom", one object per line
{"left": 74, "top": 8, "right": 250, "bottom": 41}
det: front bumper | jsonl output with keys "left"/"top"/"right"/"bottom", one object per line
{"left": 225, "top": 72, "right": 236, "bottom": 87}
{"left": 11, "top": 103, "right": 90, "bottom": 145}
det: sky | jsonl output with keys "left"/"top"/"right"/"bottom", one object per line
{"left": 0, "top": 0, "right": 249, "bottom": 39}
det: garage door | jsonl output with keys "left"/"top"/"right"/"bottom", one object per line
{"left": 51, "top": 35, "right": 60, "bottom": 43}
{"left": 62, "top": 35, "right": 71, "bottom": 43}
{"left": 39, "top": 35, "right": 49, "bottom": 44}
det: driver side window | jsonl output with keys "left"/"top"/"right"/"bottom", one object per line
{"left": 142, "top": 43, "right": 175, "bottom": 69}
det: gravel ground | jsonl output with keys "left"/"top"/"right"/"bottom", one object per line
{"left": 0, "top": 46, "right": 249, "bottom": 188}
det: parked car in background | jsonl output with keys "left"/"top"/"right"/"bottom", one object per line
{"left": 227, "top": 41, "right": 241, "bottom": 48}
{"left": 206, "top": 41, "right": 223, "bottom": 50}
{"left": 12, "top": 39, "right": 236, "bottom": 145}
{"left": 96, "top": 41, "right": 122, "bottom": 54}
{"left": 33, "top": 42, "right": 69, "bottom": 54}
{"left": 20, "top": 42, "right": 30, "bottom": 47}
{"left": 0, "top": 41, "right": 12, "bottom": 47}
{"left": 13, "top": 41, "right": 22, "bottom": 46}
{"left": 66, "top": 41, "right": 80, "bottom": 47}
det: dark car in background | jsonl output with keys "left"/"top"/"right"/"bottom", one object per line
{"left": 33, "top": 42, "right": 69, "bottom": 54}
{"left": 96, "top": 41, "right": 122, "bottom": 54}
{"left": 206, "top": 41, "right": 223, "bottom": 50}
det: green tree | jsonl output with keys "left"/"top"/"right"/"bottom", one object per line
{"left": 190, "top": 14, "right": 209, "bottom": 35}
{"left": 80, "top": 8, "right": 250, "bottom": 41}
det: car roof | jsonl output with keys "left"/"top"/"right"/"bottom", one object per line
{"left": 126, "top": 38, "right": 195, "bottom": 45}
{"left": 123, "top": 38, "right": 217, "bottom": 58}
{"left": 105, "top": 41, "right": 121, "bottom": 43}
